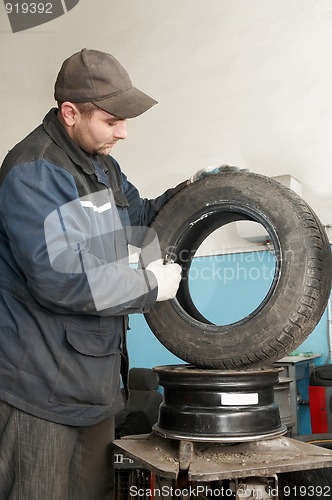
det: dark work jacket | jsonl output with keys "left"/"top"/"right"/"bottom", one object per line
{"left": 0, "top": 109, "right": 186, "bottom": 426}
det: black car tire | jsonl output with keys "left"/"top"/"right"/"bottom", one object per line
{"left": 144, "top": 168, "right": 331, "bottom": 369}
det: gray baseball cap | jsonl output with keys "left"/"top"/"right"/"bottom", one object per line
{"left": 54, "top": 48, "right": 158, "bottom": 119}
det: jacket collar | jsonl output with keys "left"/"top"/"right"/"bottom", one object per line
{"left": 43, "top": 108, "right": 96, "bottom": 175}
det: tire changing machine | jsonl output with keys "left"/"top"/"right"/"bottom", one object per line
{"left": 113, "top": 365, "right": 332, "bottom": 499}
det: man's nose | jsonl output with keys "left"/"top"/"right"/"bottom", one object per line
{"left": 114, "top": 120, "right": 127, "bottom": 140}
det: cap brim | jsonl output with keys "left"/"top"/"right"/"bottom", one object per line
{"left": 92, "top": 87, "right": 158, "bottom": 119}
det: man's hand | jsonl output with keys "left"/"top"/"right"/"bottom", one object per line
{"left": 189, "top": 164, "right": 248, "bottom": 184}
{"left": 146, "top": 259, "right": 181, "bottom": 301}
{"left": 189, "top": 165, "right": 222, "bottom": 184}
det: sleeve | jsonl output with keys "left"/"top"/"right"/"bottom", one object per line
{"left": 0, "top": 159, "right": 158, "bottom": 316}
{"left": 121, "top": 171, "right": 188, "bottom": 227}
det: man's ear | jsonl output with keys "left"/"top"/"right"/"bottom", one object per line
{"left": 59, "top": 102, "right": 78, "bottom": 127}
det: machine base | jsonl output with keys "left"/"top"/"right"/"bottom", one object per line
{"left": 113, "top": 432, "right": 332, "bottom": 482}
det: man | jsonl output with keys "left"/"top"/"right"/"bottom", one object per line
{"left": 0, "top": 48, "right": 189, "bottom": 499}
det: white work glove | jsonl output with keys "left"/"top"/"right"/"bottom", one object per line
{"left": 189, "top": 165, "right": 222, "bottom": 184}
{"left": 146, "top": 259, "right": 182, "bottom": 301}
{"left": 189, "top": 164, "right": 248, "bottom": 184}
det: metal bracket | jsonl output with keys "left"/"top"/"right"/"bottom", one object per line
{"left": 178, "top": 440, "right": 194, "bottom": 470}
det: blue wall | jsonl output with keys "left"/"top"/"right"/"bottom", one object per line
{"left": 127, "top": 250, "right": 331, "bottom": 434}
{"left": 128, "top": 250, "right": 330, "bottom": 368}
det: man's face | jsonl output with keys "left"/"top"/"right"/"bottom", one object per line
{"left": 71, "top": 107, "right": 127, "bottom": 156}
